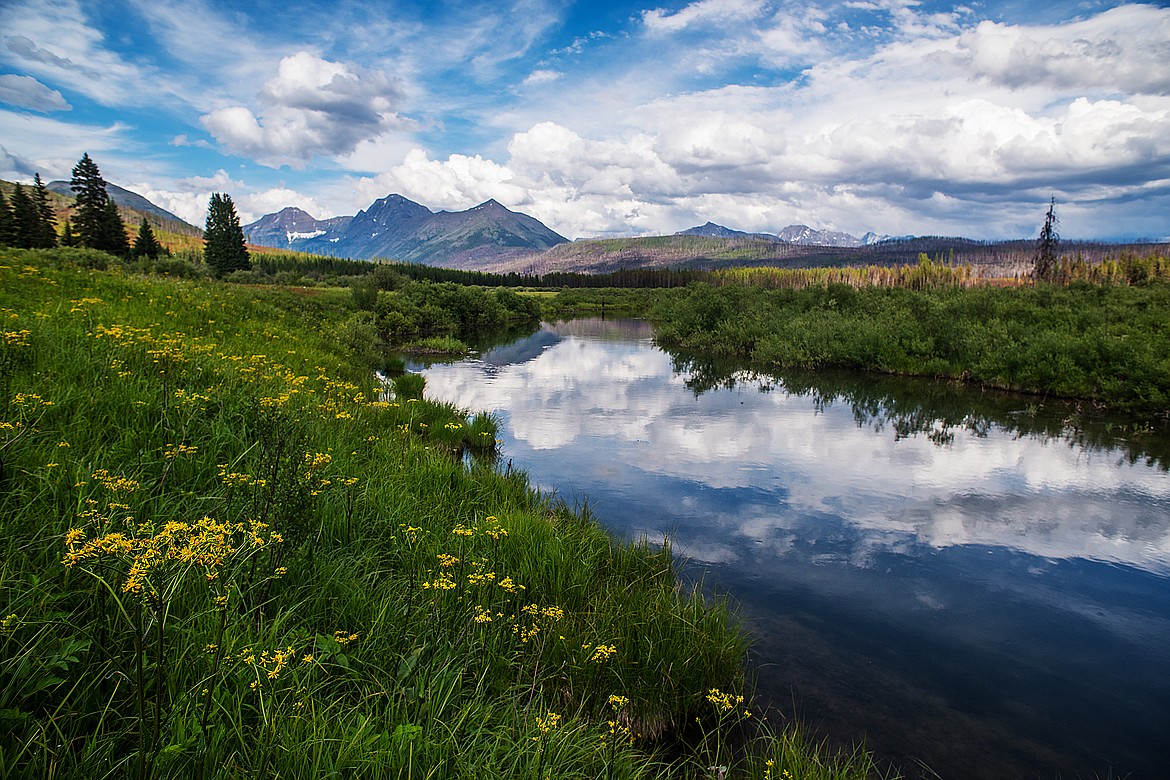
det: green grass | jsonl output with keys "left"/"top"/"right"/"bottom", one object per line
{"left": 0, "top": 248, "right": 885, "bottom": 780}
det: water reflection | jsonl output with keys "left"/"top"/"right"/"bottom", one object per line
{"left": 417, "top": 318, "right": 1170, "bottom": 780}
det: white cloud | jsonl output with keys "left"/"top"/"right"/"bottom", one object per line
{"left": 0, "top": 0, "right": 151, "bottom": 106}
{"left": 128, "top": 169, "right": 329, "bottom": 227}
{"left": 170, "top": 134, "right": 211, "bottom": 149}
{"left": 522, "top": 69, "right": 562, "bottom": 87}
{"left": 0, "top": 74, "right": 71, "bottom": 112}
{"left": 643, "top": 0, "right": 767, "bottom": 34}
{"left": 355, "top": 148, "right": 524, "bottom": 213}
{"left": 955, "top": 6, "right": 1170, "bottom": 96}
{"left": 0, "top": 110, "right": 127, "bottom": 181}
{"left": 342, "top": 2, "right": 1170, "bottom": 239}
{"left": 201, "top": 52, "right": 414, "bottom": 167}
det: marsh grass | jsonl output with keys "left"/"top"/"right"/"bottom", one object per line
{"left": 0, "top": 248, "right": 885, "bottom": 779}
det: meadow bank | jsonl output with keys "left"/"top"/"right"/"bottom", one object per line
{"left": 0, "top": 248, "right": 882, "bottom": 779}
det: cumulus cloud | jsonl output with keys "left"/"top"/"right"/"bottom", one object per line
{"left": 355, "top": 148, "right": 525, "bottom": 213}
{"left": 374, "top": 2, "right": 1170, "bottom": 239}
{"left": 955, "top": 6, "right": 1170, "bottom": 96}
{"left": 0, "top": 74, "right": 70, "bottom": 112}
{"left": 129, "top": 169, "right": 329, "bottom": 228}
{"left": 201, "top": 52, "right": 414, "bottom": 167}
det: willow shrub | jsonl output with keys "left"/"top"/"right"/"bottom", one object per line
{"left": 651, "top": 282, "right": 1170, "bottom": 413}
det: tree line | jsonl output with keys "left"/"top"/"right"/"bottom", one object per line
{"left": 0, "top": 153, "right": 250, "bottom": 276}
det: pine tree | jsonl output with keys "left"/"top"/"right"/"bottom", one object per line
{"left": 9, "top": 183, "right": 37, "bottom": 248}
{"left": 132, "top": 218, "right": 164, "bottom": 259}
{"left": 31, "top": 173, "right": 58, "bottom": 248}
{"left": 60, "top": 219, "right": 79, "bottom": 247}
{"left": 1032, "top": 196, "right": 1060, "bottom": 284}
{"left": 68, "top": 153, "right": 128, "bottom": 254}
{"left": 203, "top": 193, "right": 250, "bottom": 277}
{"left": 71, "top": 153, "right": 109, "bottom": 247}
{"left": 0, "top": 188, "right": 16, "bottom": 247}
{"left": 98, "top": 198, "right": 130, "bottom": 256}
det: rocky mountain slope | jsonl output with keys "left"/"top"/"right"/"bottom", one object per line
{"left": 244, "top": 195, "right": 568, "bottom": 266}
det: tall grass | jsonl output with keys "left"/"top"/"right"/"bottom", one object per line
{"left": 0, "top": 248, "right": 884, "bottom": 779}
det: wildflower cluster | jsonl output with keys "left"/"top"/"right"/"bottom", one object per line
{"left": 90, "top": 467, "right": 140, "bottom": 494}
{"left": 513, "top": 602, "right": 565, "bottom": 643}
{"left": 588, "top": 643, "right": 618, "bottom": 663}
{"left": 2, "top": 328, "right": 31, "bottom": 348}
{"left": 218, "top": 465, "right": 267, "bottom": 489}
{"left": 234, "top": 643, "right": 309, "bottom": 692}
{"left": 63, "top": 514, "right": 280, "bottom": 597}
{"left": 421, "top": 572, "right": 457, "bottom": 591}
{"left": 705, "top": 688, "right": 745, "bottom": 714}
{"left": 451, "top": 514, "right": 508, "bottom": 541}
{"left": 163, "top": 443, "right": 198, "bottom": 459}
{"left": 603, "top": 696, "right": 641, "bottom": 748}
{"left": 534, "top": 711, "right": 562, "bottom": 739}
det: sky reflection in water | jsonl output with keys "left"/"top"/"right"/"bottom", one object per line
{"left": 418, "top": 318, "right": 1170, "bottom": 780}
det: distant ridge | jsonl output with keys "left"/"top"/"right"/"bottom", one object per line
{"left": 677, "top": 221, "right": 885, "bottom": 248}
{"left": 47, "top": 180, "right": 198, "bottom": 232}
{"left": 244, "top": 195, "right": 568, "bottom": 267}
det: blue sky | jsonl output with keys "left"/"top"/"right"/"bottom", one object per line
{"left": 1, "top": 0, "right": 1168, "bottom": 241}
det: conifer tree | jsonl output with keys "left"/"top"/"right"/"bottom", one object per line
{"left": 98, "top": 198, "right": 130, "bottom": 256}
{"left": 60, "top": 219, "right": 79, "bottom": 247}
{"left": 70, "top": 153, "right": 109, "bottom": 247}
{"left": 203, "top": 193, "right": 250, "bottom": 277}
{"left": 1032, "top": 196, "right": 1060, "bottom": 283}
{"left": 9, "top": 183, "right": 37, "bottom": 248}
{"left": 31, "top": 173, "right": 58, "bottom": 248}
{"left": 132, "top": 218, "right": 165, "bottom": 259}
{"left": 0, "top": 188, "right": 16, "bottom": 247}
{"left": 69, "top": 153, "right": 128, "bottom": 254}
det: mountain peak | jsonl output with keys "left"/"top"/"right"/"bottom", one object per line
{"left": 244, "top": 193, "right": 567, "bottom": 266}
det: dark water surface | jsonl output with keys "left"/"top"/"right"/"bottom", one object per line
{"left": 416, "top": 318, "right": 1170, "bottom": 780}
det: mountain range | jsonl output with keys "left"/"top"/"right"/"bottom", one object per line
{"left": 43, "top": 179, "right": 1149, "bottom": 278}
{"left": 243, "top": 196, "right": 569, "bottom": 267}
{"left": 677, "top": 221, "right": 885, "bottom": 247}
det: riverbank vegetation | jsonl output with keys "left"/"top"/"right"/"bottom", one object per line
{"left": 649, "top": 278, "right": 1170, "bottom": 414}
{"left": 0, "top": 247, "right": 886, "bottom": 779}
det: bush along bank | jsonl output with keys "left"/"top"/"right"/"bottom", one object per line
{"left": 650, "top": 281, "right": 1170, "bottom": 415}
{"left": 0, "top": 248, "right": 886, "bottom": 780}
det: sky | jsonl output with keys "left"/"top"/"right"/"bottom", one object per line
{"left": 1, "top": 0, "right": 1168, "bottom": 241}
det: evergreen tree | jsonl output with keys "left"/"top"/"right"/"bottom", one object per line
{"left": 132, "top": 218, "right": 165, "bottom": 259}
{"left": 0, "top": 188, "right": 16, "bottom": 247}
{"left": 98, "top": 198, "right": 130, "bottom": 256}
{"left": 70, "top": 153, "right": 109, "bottom": 247}
{"left": 203, "top": 193, "right": 250, "bottom": 277}
{"left": 60, "top": 219, "right": 79, "bottom": 247}
{"left": 31, "top": 173, "right": 58, "bottom": 248}
{"left": 1032, "top": 196, "right": 1060, "bottom": 283}
{"left": 9, "top": 183, "right": 37, "bottom": 248}
{"left": 68, "top": 153, "right": 128, "bottom": 254}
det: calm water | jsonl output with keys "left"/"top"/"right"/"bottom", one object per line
{"left": 416, "top": 318, "right": 1170, "bottom": 780}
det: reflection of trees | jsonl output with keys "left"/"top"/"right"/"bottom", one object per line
{"left": 665, "top": 348, "right": 1170, "bottom": 470}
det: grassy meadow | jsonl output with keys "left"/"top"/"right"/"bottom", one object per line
{"left": 0, "top": 248, "right": 884, "bottom": 779}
